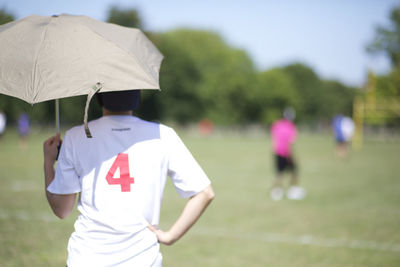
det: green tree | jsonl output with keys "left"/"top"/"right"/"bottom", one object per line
{"left": 366, "top": 4, "right": 400, "bottom": 126}
{"left": 0, "top": 8, "right": 13, "bottom": 25}
{"left": 375, "top": 68, "right": 400, "bottom": 98}
{"left": 155, "top": 34, "right": 202, "bottom": 123}
{"left": 367, "top": 5, "right": 400, "bottom": 67}
{"left": 107, "top": 5, "right": 142, "bottom": 29}
{"left": 281, "top": 63, "right": 324, "bottom": 123}
{"left": 320, "top": 80, "right": 356, "bottom": 119}
{"left": 253, "top": 68, "right": 299, "bottom": 125}
{"left": 156, "top": 29, "right": 257, "bottom": 125}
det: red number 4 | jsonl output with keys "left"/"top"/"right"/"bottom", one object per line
{"left": 106, "top": 153, "right": 134, "bottom": 192}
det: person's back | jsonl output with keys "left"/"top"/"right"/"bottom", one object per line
{"left": 44, "top": 90, "right": 214, "bottom": 267}
{"left": 50, "top": 117, "right": 160, "bottom": 265}
{"left": 270, "top": 119, "right": 297, "bottom": 157}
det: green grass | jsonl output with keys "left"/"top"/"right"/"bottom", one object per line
{"left": 0, "top": 128, "right": 399, "bottom": 266}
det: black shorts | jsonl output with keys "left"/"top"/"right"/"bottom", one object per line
{"left": 275, "top": 154, "right": 296, "bottom": 173}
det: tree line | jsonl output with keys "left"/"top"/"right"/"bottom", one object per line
{"left": 0, "top": 5, "right": 398, "bottom": 128}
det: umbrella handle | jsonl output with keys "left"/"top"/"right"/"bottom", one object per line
{"left": 55, "top": 99, "right": 60, "bottom": 134}
{"left": 84, "top": 83, "right": 102, "bottom": 138}
{"left": 55, "top": 98, "right": 61, "bottom": 161}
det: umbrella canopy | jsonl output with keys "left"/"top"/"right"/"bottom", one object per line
{"left": 0, "top": 14, "right": 163, "bottom": 104}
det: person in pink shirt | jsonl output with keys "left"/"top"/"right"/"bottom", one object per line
{"left": 269, "top": 108, "right": 305, "bottom": 201}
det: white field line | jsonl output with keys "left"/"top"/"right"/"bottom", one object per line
{"left": 0, "top": 209, "right": 59, "bottom": 222}
{"left": 193, "top": 227, "right": 400, "bottom": 253}
{"left": 1, "top": 210, "right": 399, "bottom": 253}
{"left": 10, "top": 181, "right": 40, "bottom": 192}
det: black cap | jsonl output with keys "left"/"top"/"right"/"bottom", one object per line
{"left": 98, "top": 90, "right": 141, "bottom": 111}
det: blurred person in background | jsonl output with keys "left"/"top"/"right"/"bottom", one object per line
{"left": 17, "top": 112, "right": 30, "bottom": 149}
{"left": 332, "top": 114, "right": 354, "bottom": 158}
{"left": 198, "top": 118, "right": 214, "bottom": 136}
{"left": 269, "top": 107, "right": 306, "bottom": 201}
{"left": 0, "top": 110, "right": 6, "bottom": 141}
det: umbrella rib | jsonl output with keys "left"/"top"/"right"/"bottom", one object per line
{"left": 31, "top": 18, "right": 52, "bottom": 103}
{"left": 87, "top": 26, "right": 160, "bottom": 87}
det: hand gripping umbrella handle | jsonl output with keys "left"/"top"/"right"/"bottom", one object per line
{"left": 84, "top": 83, "right": 102, "bottom": 138}
{"left": 55, "top": 98, "right": 61, "bottom": 160}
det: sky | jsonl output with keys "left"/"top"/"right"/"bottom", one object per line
{"left": 1, "top": 0, "right": 399, "bottom": 87}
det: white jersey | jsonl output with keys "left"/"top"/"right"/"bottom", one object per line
{"left": 0, "top": 112, "right": 6, "bottom": 134}
{"left": 48, "top": 115, "right": 211, "bottom": 267}
{"left": 341, "top": 116, "right": 354, "bottom": 141}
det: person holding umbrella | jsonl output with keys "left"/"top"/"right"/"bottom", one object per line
{"left": 43, "top": 90, "right": 215, "bottom": 266}
{"left": 0, "top": 14, "right": 214, "bottom": 266}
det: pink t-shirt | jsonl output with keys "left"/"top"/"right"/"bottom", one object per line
{"left": 270, "top": 119, "right": 297, "bottom": 157}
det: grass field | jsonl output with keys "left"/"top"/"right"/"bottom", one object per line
{"left": 0, "top": 127, "right": 399, "bottom": 266}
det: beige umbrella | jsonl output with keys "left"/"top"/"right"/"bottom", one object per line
{"left": 0, "top": 14, "right": 163, "bottom": 137}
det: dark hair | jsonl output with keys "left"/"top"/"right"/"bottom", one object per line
{"left": 97, "top": 90, "right": 141, "bottom": 111}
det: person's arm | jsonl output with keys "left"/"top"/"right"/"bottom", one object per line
{"left": 43, "top": 134, "right": 76, "bottom": 219}
{"left": 148, "top": 185, "right": 215, "bottom": 245}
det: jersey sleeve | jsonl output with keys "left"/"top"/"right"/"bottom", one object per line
{"left": 47, "top": 131, "right": 81, "bottom": 194}
{"left": 165, "top": 127, "right": 211, "bottom": 199}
